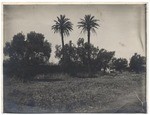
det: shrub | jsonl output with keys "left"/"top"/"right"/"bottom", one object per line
{"left": 129, "top": 53, "right": 146, "bottom": 73}
{"left": 112, "top": 58, "right": 128, "bottom": 73}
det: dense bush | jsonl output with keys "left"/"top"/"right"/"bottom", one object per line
{"left": 129, "top": 53, "right": 146, "bottom": 73}
{"left": 4, "top": 32, "right": 52, "bottom": 65}
{"left": 76, "top": 38, "right": 99, "bottom": 72}
{"left": 55, "top": 41, "right": 79, "bottom": 75}
{"left": 112, "top": 58, "right": 128, "bottom": 73}
{"left": 55, "top": 38, "right": 116, "bottom": 74}
{"left": 4, "top": 32, "right": 146, "bottom": 80}
{"left": 55, "top": 38, "right": 146, "bottom": 75}
{"left": 96, "top": 49, "right": 115, "bottom": 73}
{"left": 3, "top": 32, "right": 52, "bottom": 80}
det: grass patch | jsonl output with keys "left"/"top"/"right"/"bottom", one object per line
{"left": 4, "top": 72, "right": 146, "bottom": 113}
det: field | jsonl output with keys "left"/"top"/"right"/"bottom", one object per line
{"left": 4, "top": 72, "right": 146, "bottom": 113}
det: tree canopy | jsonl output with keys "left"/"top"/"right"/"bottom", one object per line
{"left": 52, "top": 15, "right": 73, "bottom": 48}
{"left": 78, "top": 14, "right": 99, "bottom": 44}
{"left": 129, "top": 53, "right": 146, "bottom": 73}
{"left": 4, "top": 31, "right": 52, "bottom": 65}
{"left": 112, "top": 58, "right": 128, "bottom": 73}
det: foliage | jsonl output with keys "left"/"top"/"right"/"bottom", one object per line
{"left": 112, "top": 58, "right": 128, "bottom": 72}
{"left": 77, "top": 14, "right": 99, "bottom": 44}
{"left": 4, "top": 33, "right": 26, "bottom": 63}
{"left": 55, "top": 38, "right": 116, "bottom": 74}
{"left": 4, "top": 32, "right": 52, "bottom": 80}
{"left": 76, "top": 38, "right": 99, "bottom": 71}
{"left": 4, "top": 32, "right": 51, "bottom": 65}
{"left": 26, "top": 32, "right": 51, "bottom": 65}
{"left": 55, "top": 41, "right": 78, "bottom": 74}
{"left": 55, "top": 38, "right": 100, "bottom": 73}
{"left": 78, "top": 15, "right": 99, "bottom": 75}
{"left": 129, "top": 53, "right": 146, "bottom": 73}
{"left": 96, "top": 49, "right": 115, "bottom": 73}
{"left": 52, "top": 15, "right": 73, "bottom": 48}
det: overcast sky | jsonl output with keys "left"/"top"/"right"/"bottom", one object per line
{"left": 3, "top": 4, "right": 146, "bottom": 63}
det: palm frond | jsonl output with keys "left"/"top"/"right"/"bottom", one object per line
{"left": 52, "top": 14, "right": 73, "bottom": 36}
{"left": 77, "top": 14, "right": 99, "bottom": 33}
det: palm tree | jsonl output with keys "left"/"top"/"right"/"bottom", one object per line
{"left": 77, "top": 14, "right": 99, "bottom": 44}
{"left": 78, "top": 15, "right": 99, "bottom": 75}
{"left": 52, "top": 15, "right": 73, "bottom": 48}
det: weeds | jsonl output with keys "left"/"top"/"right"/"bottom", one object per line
{"left": 4, "top": 72, "right": 146, "bottom": 113}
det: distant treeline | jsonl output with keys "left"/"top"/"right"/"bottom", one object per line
{"left": 3, "top": 31, "right": 146, "bottom": 81}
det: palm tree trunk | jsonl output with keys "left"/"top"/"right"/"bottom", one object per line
{"left": 87, "top": 30, "right": 91, "bottom": 76}
{"left": 61, "top": 31, "right": 64, "bottom": 48}
{"left": 61, "top": 31, "right": 65, "bottom": 71}
{"left": 87, "top": 30, "right": 90, "bottom": 44}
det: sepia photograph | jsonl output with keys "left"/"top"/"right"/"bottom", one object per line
{"left": 3, "top": 3, "right": 147, "bottom": 113}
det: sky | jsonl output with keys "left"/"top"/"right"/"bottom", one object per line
{"left": 3, "top": 4, "right": 146, "bottom": 63}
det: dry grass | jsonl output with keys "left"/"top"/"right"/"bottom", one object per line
{"left": 4, "top": 72, "right": 146, "bottom": 113}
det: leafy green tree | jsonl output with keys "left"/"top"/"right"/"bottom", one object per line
{"left": 55, "top": 41, "right": 78, "bottom": 74}
{"left": 52, "top": 15, "right": 73, "bottom": 48}
{"left": 76, "top": 38, "right": 99, "bottom": 71}
{"left": 112, "top": 58, "right": 128, "bottom": 73}
{"left": 4, "top": 32, "right": 51, "bottom": 65}
{"left": 26, "top": 32, "right": 51, "bottom": 65}
{"left": 55, "top": 38, "right": 100, "bottom": 73}
{"left": 4, "top": 32, "right": 52, "bottom": 80}
{"left": 129, "top": 53, "right": 146, "bottom": 73}
{"left": 4, "top": 33, "right": 26, "bottom": 63}
{"left": 96, "top": 49, "right": 115, "bottom": 73}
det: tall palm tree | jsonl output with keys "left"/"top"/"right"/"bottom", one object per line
{"left": 78, "top": 15, "right": 99, "bottom": 75}
{"left": 52, "top": 15, "right": 73, "bottom": 48}
{"left": 77, "top": 14, "right": 99, "bottom": 44}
